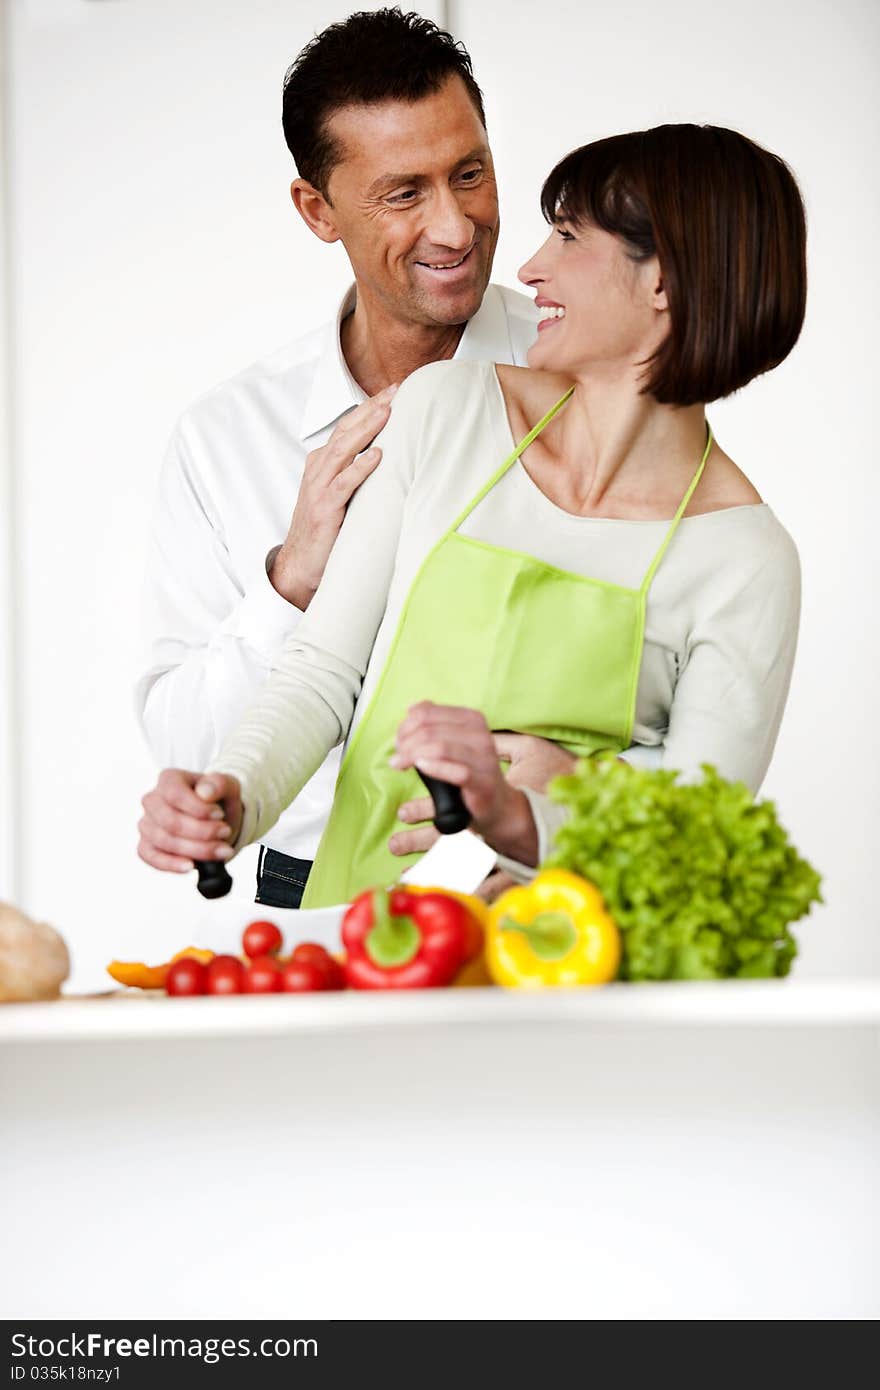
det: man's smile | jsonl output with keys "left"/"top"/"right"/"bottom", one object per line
{"left": 413, "top": 243, "right": 477, "bottom": 276}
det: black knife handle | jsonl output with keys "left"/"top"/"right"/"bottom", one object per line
{"left": 417, "top": 769, "right": 471, "bottom": 835}
{"left": 195, "top": 859, "right": 233, "bottom": 899}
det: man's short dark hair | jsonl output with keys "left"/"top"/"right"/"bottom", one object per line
{"left": 541, "top": 125, "right": 807, "bottom": 405}
{"left": 282, "top": 8, "right": 487, "bottom": 198}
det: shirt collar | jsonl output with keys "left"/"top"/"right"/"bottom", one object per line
{"left": 300, "top": 284, "right": 365, "bottom": 442}
{"left": 299, "top": 281, "right": 512, "bottom": 442}
{"left": 452, "top": 283, "right": 512, "bottom": 366}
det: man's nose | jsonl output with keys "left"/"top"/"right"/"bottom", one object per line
{"left": 424, "top": 188, "right": 474, "bottom": 252}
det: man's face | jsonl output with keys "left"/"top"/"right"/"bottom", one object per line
{"left": 320, "top": 75, "right": 500, "bottom": 327}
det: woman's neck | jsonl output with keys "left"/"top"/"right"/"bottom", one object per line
{"left": 550, "top": 375, "right": 708, "bottom": 513}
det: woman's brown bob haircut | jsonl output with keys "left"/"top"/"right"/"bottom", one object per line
{"left": 541, "top": 124, "right": 807, "bottom": 405}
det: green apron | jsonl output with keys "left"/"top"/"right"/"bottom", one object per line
{"left": 302, "top": 389, "right": 712, "bottom": 908}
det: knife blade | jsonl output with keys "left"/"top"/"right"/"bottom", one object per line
{"left": 400, "top": 827, "right": 498, "bottom": 894}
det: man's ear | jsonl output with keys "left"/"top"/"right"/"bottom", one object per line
{"left": 291, "top": 178, "right": 340, "bottom": 244}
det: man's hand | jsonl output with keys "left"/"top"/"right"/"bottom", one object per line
{"left": 269, "top": 383, "right": 398, "bottom": 609}
{"left": 390, "top": 703, "right": 538, "bottom": 866}
{"left": 389, "top": 730, "right": 577, "bottom": 861}
{"left": 493, "top": 732, "right": 577, "bottom": 792}
{"left": 137, "top": 769, "right": 243, "bottom": 873}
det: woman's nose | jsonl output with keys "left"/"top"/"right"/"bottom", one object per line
{"left": 518, "top": 248, "right": 543, "bottom": 286}
{"left": 519, "top": 231, "right": 554, "bottom": 286}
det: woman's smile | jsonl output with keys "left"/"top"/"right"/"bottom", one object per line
{"left": 536, "top": 296, "right": 566, "bottom": 330}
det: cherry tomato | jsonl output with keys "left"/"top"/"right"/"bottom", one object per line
{"left": 242, "top": 955, "right": 281, "bottom": 993}
{"left": 291, "top": 943, "right": 346, "bottom": 991}
{"left": 279, "top": 960, "right": 327, "bottom": 993}
{"left": 242, "top": 920, "right": 283, "bottom": 959}
{"left": 318, "top": 957, "right": 346, "bottom": 991}
{"left": 205, "top": 954, "right": 245, "bottom": 995}
{"left": 166, "top": 956, "right": 208, "bottom": 996}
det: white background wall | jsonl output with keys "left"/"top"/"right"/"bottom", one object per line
{"left": 1, "top": 0, "right": 877, "bottom": 990}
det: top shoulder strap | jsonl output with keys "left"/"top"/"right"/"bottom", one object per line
{"left": 449, "top": 385, "right": 575, "bottom": 532}
{"left": 639, "top": 425, "right": 714, "bottom": 595}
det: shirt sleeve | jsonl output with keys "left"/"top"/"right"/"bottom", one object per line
{"left": 134, "top": 415, "right": 306, "bottom": 770}
{"left": 206, "top": 371, "right": 431, "bottom": 848}
{"left": 661, "top": 521, "right": 801, "bottom": 794}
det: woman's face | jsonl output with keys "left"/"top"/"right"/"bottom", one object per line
{"left": 518, "top": 220, "right": 667, "bottom": 380}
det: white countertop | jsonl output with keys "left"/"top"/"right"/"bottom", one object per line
{"left": 2, "top": 977, "right": 879, "bottom": 1042}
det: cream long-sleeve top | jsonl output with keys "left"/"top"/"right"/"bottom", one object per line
{"left": 208, "top": 359, "right": 801, "bottom": 866}
{"left": 135, "top": 283, "right": 538, "bottom": 861}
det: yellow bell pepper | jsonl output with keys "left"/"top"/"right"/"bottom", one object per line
{"left": 485, "top": 869, "right": 620, "bottom": 989}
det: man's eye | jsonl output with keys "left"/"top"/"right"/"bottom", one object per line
{"left": 387, "top": 190, "right": 418, "bottom": 205}
{"left": 458, "top": 167, "right": 482, "bottom": 184}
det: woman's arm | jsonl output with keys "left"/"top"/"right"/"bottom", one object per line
{"left": 661, "top": 522, "right": 801, "bottom": 794}
{"left": 203, "top": 373, "right": 431, "bottom": 848}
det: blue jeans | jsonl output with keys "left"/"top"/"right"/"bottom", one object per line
{"left": 255, "top": 846, "right": 313, "bottom": 910}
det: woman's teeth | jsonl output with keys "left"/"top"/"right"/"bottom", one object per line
{"left": 540, "top": 306, "right": 566, "bottom": 320}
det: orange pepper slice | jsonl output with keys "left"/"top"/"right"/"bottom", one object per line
{"left": 106, "top": 946, "right": 214, "bottom": 990}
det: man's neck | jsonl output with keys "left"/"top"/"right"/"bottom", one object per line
{"left": 341, "top": 291, "right": 467, "bottom": 396}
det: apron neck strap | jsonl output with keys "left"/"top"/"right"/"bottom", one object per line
{"left": 639, "top": 424, "right": 714, "bottom": 596}
{"left": 448, "top": 385, "right": 575, "bottom": 533}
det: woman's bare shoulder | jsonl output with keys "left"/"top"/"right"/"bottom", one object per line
{"left": 494, "top": 363, "right": 574, "bottom": 415}
{"left": 691, "top": 444, "right": 763, "bottom": 513}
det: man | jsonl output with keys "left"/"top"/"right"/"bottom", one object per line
{"left": 136, "top": 9, "right": 572, "bottom": 906}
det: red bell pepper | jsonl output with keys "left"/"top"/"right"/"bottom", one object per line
{"left": 342, "top": 887, "right": 480, "bottom": 990}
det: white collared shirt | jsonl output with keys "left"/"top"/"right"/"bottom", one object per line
{"left": 136, "top": 283, "right": 539, "bottom": 860}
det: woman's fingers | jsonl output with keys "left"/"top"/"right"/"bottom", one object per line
{"left": 397, "top": 797, "right": 435, "bottom": 824}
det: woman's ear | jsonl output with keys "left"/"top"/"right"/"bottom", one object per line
{"left": 652, "top": 268, "right": 669, "bottom": 314}
{"left": 290, "top": 179, "right": 341, "bottom": 245}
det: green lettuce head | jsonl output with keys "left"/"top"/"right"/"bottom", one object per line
{"left": 545, "top": 758, "right": 822, "bottom": 981}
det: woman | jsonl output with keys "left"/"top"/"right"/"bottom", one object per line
{"left": 141, "top": 124, "right": 806, "bottom": 908}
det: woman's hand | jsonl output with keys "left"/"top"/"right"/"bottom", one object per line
{"left": 390, "top": 703, "right": 539, "bottom": 866}
{"left": 137, "top": 769, "right": 243, "bottom": 873}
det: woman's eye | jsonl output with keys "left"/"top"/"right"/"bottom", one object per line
{"left": 556, "top": 226, "right": 575, "bottom": 242}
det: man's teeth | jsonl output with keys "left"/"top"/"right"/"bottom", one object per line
{"left": 540, "top": 306, "right": 566, "bottom": 319}
{"left": 422, "top": 254, "right": 468, "bottom": 269}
